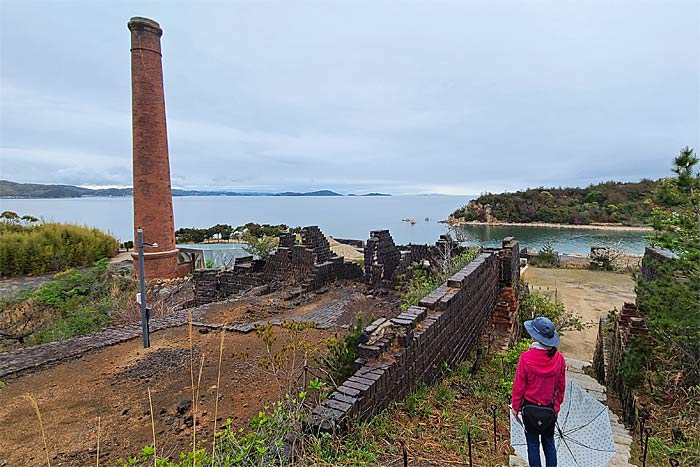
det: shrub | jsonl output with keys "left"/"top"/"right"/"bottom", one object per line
{"left": 242, "top": 232, "right": 279, "bottom": 260}
{"left": 589, "top": 245, "right": 623, "bottom": 271}
{"left": 519, "top": 291, "right": 584, "bottom": 335}
{"left": 0, "top": 217, "right": 118, "bottom": 277}
{"left": 320, "top": 315, "right": 364, "bottom": 385}
{"left": 399, "top": 248, "right": 479, "bottom": 310}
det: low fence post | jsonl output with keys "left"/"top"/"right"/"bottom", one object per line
{"left": 642, "top": 427, "right": 652, "bottom": 467}
{"left": 490, "top": 403, "right": 498, "bottom": 449}
{"left": 467, "top": 425, "right": 473, "bottom": 467}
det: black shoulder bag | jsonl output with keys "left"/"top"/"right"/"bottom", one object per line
{"left": 521, "top": 387, "right": 558, "bottom": 434}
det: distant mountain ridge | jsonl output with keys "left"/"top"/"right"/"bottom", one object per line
{"left": 0, "top": 180, "right": 390, "bottom": 198}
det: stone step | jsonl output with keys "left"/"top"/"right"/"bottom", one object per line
{"left": 566, "top": 371, "right": 606, "bottom": 393}
{"left": 566, "top": 358, "right": 591, "bottom": 371}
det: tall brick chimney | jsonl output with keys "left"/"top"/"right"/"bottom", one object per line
{"left": 128, "top": 17, "right": 185, "bottom": 279}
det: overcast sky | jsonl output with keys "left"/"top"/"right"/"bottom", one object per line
{"left": 1, "top": 1, "right": 698, "bottom": 195}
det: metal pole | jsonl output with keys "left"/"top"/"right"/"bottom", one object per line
{"left": 490, "top": 403, "right": 498, "bottom": 450}
{"left": 137, "top": 228, "right": 150, "bottom": 348}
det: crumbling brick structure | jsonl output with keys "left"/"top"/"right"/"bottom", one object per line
{"left": 311, "top": 243, "right": 518, "bottom": 431}
{"left": 592, "top": 302, "right": 649, "bottom": 425}
{"left": 193, "top": 257, "right": 264, "bottom": 305}
{"left": 263, "top": 226, "right": 362, "bottom": 293}
{"left": 590, "top": 246, "right": 666, "bottom": 426}
{"left": 364, "top": 231, "right": 470, "bottom": 290}
{"left": 128, "top": 17, "right": 190, "bottom": 279}
{"left": 364, "top": 230, "right": 402, "bottom": 289}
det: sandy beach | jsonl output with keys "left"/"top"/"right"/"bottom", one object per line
{"left": 445, "top": 216, "right": 653, "bottom": 232}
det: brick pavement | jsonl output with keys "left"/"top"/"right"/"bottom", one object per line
{"left": 0, "top": 292, "right": 359, "bottom": 380}
{"left": 193, "top": 292, "right": 362, "bottom": 333}
{"left": 0, "top": 303, "right": 213, "bottom": 379}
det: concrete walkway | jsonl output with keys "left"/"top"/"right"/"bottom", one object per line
{"left": 510, "top": 358, "right": 636, "bottom": 467}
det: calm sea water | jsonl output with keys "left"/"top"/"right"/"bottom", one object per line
{"left": 0, "top": 196, "right": 649, "bottom": 254}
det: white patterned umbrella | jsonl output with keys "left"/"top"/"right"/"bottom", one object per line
{"left": 510, "top": 380, "right": 616, "bottom": 467}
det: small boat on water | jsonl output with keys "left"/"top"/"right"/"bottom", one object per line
{"left": 401, "top": 218, "right": 417, "bottom": 224}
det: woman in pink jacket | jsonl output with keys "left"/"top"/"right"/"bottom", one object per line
{"left": 511, "top": 317, "right": 566, "bottom": 467}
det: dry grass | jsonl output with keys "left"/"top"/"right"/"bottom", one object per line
{"left": 212, "top": 327, "right": 226, "bottom": 462}
{"left": 96, "top": 416, "right": 101, "bottom": 467}
{"left": 148, "top": 387, "right": 157, "bottom": 466}
{"left": 189, "top": 311, "right": 195, "bottom": 467}
{"left": 26, "top": 394, "right": 51, "bottom": 467}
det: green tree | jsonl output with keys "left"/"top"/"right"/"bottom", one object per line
{"left": 241, "top": 232, "right": 279, "bottom": 260}
{"left": 530, "top": 241, "right": 558, "bottom": 267}
{"left": 207, "top": 223, "right": 233, "bottom": 242}
{"left": 638, "top": 146, "right": 700, "bottom": 385}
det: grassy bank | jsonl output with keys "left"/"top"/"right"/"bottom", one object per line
{"left": 0, "top": 259, "right": 137, "bottom": 348}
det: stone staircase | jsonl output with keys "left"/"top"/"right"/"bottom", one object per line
{"left": 509, "top": 358, "right": 636, "bottom": 467}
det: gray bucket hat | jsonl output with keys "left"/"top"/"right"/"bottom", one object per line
{"left": 524, "top": 316, "right": 560, "bottom": 347}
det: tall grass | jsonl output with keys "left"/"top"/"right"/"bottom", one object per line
{"left": 148, "top": 388, "right": 156, "bottom": 467}
{"left": 96, "top": 416, "right": 101, "bottom": 467}
{"left": 0, "top": 221, "right": 119, "bottom": 277}
{"left": 212, "top": 328, "right": 226, "bottom": 462}
{"left": 26, "top": 394, "right": 51, "bottom": 467}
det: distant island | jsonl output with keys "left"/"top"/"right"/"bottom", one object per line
{"left": 0, "top": 180, "right": 391, "bottom": 199}
{"left": 449, "top": 179, "right": 658, "bottom": 227}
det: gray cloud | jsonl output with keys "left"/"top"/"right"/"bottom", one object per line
{"left": 1, "top": 0, "right": 698, "bottom": 194}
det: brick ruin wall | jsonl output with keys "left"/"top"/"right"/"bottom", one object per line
{"left": 487, "top": 237, "right": 524, "bottom": 348}
{"left": 592, "top": 302, "right": 650, "bottom": 426}
{"left": 311, "top": 246, "right": 518, "bottom": 432}
{"left": 364, "top": 230, "right": 465, "bottom": 290}
{"left": 264, "top": 226, "right": 363, "bottom": 292}
{"left": 364, "top": 230, "right": 402, "bottom": 289}
{"left": 193, "top": 258, "right": 265, "bottom": 305}
{"left": 639, "top": 246, "right": 677, "bottom": 283}
{"left": 591, "top": 246, "right": 660, "bottom": 426}
{"left": 194, "top": 226, "right": 363, "bottom": 304}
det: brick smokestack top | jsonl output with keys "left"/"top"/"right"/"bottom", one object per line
{"left": 128, "top": 17, "right": 184, "bottom": 279}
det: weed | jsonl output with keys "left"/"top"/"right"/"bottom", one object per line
{"left": 434, "top": 383, "right": 455, "bottom": 408}
{"left": 26, "top": 394, "right": 51, "bottom": 467}
{"left": 318, "top": 314, "right": 364, "bottom": 386}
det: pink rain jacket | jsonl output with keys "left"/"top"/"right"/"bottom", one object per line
{"left": 511, "top": 348, "right": 566, "bottom": 414}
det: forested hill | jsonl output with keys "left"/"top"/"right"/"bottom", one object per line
{"left": 0, "top": 180, "right": 355, "bottom": 198}
{"left": 451, "top": 179, "right": 659, "bottom": 226}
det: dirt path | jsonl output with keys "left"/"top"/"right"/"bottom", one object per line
{"left": 0, "top": 325, "right": 327, "bottom": 466}
{"left": 0, "top": 283, "right": 399, "bottom": 466}
{"left": 522, "top": 267, "right": 635, "bottom": 362}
